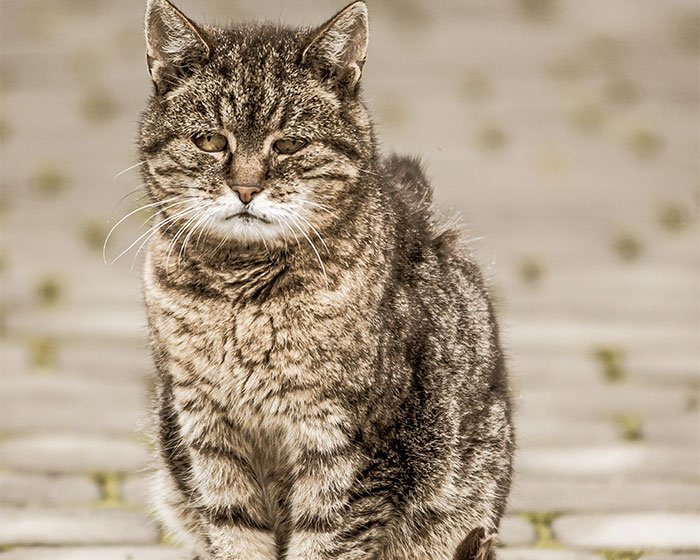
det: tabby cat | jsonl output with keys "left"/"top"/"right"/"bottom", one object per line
{"left": 138, "top": 1, "right": 514, "bottom": 558}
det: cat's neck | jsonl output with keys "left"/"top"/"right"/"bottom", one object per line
{"left": 148, "top": 198, "right": 391, "bottom": 301}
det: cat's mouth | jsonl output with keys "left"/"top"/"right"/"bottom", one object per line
{"left": 224, "top": 210, "right": 270, "bottom": 224}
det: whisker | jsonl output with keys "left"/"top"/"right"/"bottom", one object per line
{"left": 288, "top": 214, "right": 329, "bottom": 288}
{"left": 289, "top": 210, "right": 330, "bottom": 253}
{"left": 195, "top": 214, "right": 215, "bottom": 251}
{"left": 111, "top": 204, "right": 202, "bottom": 265}
{"left": 113, "top": 160, "right": 147, "bottom": 180}
{"left": 179, "top": 209, "right": 214, "bottom": 266}
{"left": 165, "top": 206, "right": 213, "bottom": 273}
{"left": 102, "top": 196, "right": 180, "bottom": 264}
{"left": 108, "top": 186, "right": 148, "bottom": 223}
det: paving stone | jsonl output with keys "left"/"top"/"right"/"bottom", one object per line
{"left": 515, "top": 417, "right": 619, "bottom": 446}
{"left": 57, "top": 342, "right": 153, "bottom": 381}
{"left": 0, "top": 375, "right": 147, "bottom": 435}
{"left": 0, "top": 547, "right": 189, "bottom": 560}
{"left": 645, "top": 412, "right": 700, "bottom": 445}
{"left": 122, "top": 474, "right": 152, "bottom": 508}
{"left": 5, "top": 306, "right": 145, "bottom": 343}
{"left": 0, "top": 435, "right": 150, "bottom": 474}
{"left": 508, "top": 480, "right": 700, "bottom": 513}
{"left": 499, "top": 549, "right": 603, "bottom": 560}
{"left": 498, "top": 516, "right": 536, "bottom": 547}
{"left": 553, "top": 513, "right": 700, "bottom": 550}
{"left": 0, "top": 473, "right": 100, "bottom": 506}
{"left": 0, "top": 507, "right": 160, "bottom": 546}
{"left": 641, "top": 554, "right": 700, "bottom": 560}
{"left": 517, "top": 445, "right": 700, "bottom": 480}
{"left": 518, "top": 385, "right": 694, "bottom": 419}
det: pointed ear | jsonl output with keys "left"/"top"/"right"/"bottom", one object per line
{"left": 144, "top": 0, "right": 211, "bottom": 94}
{"left": 302, "top": 1, "right": 368, "bottom": 92}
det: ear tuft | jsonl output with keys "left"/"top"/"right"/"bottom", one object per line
{"left": 302, "top": 1, "right": 369, "bottom": 91}
{"left": 144, "top": 0, "right": 210, "bottom": 94}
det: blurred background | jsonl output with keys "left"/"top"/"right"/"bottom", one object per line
{"left": 0, "top": 0, "right": 698, "bottom": 558}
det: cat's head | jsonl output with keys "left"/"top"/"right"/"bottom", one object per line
{"left": 139, "top": 0, "right": 375, "bottom": 251}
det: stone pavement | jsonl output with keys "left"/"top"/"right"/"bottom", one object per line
{"left": 0, "top": 0, "right": 698, "bottom": 558}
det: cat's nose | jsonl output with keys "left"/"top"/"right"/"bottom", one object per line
{"left": 231, "top": 185, "right": 261, "bottom": 205}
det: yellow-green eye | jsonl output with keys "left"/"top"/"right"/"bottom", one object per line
{"left": 192, "top": 132, "right": 228, "bottom": 152}
{"left": 273, "top": 138, "right": 307, "bottom": 155}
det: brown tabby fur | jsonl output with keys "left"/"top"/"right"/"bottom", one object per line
{"left": 138, "top": 1, "right": 514, "bottom": 558}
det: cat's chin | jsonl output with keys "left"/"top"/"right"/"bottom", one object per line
{"left": 208, "top": 214, "right": 290, "bottom": 246}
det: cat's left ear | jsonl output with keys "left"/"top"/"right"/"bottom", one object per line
{"left": 302, "top": 1, "right": 369, "bottom": 92}
{"left": 144, "top": 0, "right": 211, "bottom": 94}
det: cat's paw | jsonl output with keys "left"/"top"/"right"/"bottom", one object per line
{"left": 452, "top": 527, "right": 497, "bottom": 560}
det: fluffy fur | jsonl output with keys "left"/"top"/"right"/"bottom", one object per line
{"left": 138, "top": 1, "right": 514, "bottom": 559}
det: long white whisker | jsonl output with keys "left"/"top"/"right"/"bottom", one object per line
{"left": 102, "top": 196, "right": 180, "bottom": 264}
{"left": 288, "top": 215, "right": 328, "bottom": 288}
{"left": 136, "top": 198, "right": 196, "bottom": 230}
{"left": 195, "top": 214, "right": 215, "bottom": 251}
{"left": 111, "top": 204, "right": 202, "bottom": 265}
{"left": 165, "top": 207, "right": 212, "bottom": 273}
{"left": 113, "top": 160, "right": 147, "bottom": 180}
{"left": 131, "top": 205, "right": 203, "bottom": 268}
{"left": 179, "top": 209, "right": 214, "bottom": 265}
{"left": 108, "top": 186, "right": 148, "bottom": 223}
{"left": 298, "top": 199, "right": 338, "bottom": 217}
{"left": 289, "top": 210, "right": 329, "bottom": 253}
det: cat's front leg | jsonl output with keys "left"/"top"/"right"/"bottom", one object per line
{"left": 168, "top": 382, "right": 276, "bottom": 559}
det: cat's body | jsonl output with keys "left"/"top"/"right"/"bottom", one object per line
{"left": 138, "top": 1, "right": 514, "bottom": 559}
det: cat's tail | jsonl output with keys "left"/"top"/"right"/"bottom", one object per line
{"left": 452, "top": 527, "right": 497, "bottom": 560}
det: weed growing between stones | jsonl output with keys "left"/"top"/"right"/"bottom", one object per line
{"left": 521, "top": 511, "right": 562, "bottom": 549}
{"left": 28, "top": 337, "right": 57, "bottom": 369}
{"left": 658, "top": 204, "right": 692, "bottom": 233}
{"left": 612, "top": 232, "right": 643, "bottom": 262}
{"left": 626, "top": 128, "right": 664, "bottom": 159}
{"left": 92, "top": 472, "right": 124, "bottom": 507}
{"left": 36, "top": 277, "right": 62, "bottom": 307}
{"left": 601, "top": 551, "right": 643, "bottom": 560}
{"left": 518, "top": 257, "right": 545, "bottom": 286}
{"left": 476, "top": 123, "right": 509, "bottom": 152}
{"left": 612, "top": 413, "right": 644, "bottom": 442}
{"left": 517, "top": 0, "right": 558, "bottom": 23}
{"left": 80, "top": 220, "right": 109, "bottom": 252}
{"left": 31, "top": 163, "right": 69, "bottom": 198}
{"left": 81, "top": 87, "right": 119, "bottom": 124}
{"left": 593, "top": 346, "right": 625, "bottom": 383}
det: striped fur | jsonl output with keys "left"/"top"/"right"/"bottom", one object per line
{"left": 138, "top": 1, "right": 514, "bottom": 558}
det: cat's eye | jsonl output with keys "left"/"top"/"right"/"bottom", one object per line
{"left": 192, "top": 132, "right": 228, "bottom": 152}
{"left": 273, "top": 138, "right": 307, "bottom": 155}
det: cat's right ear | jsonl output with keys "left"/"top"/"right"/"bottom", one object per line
{"left": 144, "top": 0, "right": 211, "bottom": 94}
{"left": 302, "top": 1, "right": 369, "bottom": 94}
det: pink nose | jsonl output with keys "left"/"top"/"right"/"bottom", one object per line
{"left": 232, "top": 185, "right": 261, "bottom": 204}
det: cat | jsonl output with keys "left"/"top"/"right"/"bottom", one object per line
{"left": 138, "top": 1, "right": 514, "bottom": 559}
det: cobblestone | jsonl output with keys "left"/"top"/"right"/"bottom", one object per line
{"left": 517, "top": 445, "right": 700, "bottom": 480}
{"left": 499, "top": 550, "right": 603, "bottom": 560}
{"left": 0, "top": 375, "right": 146, "bottom": 435}
{"left": 122, "top": 474, "right": 152, "bottom": 508}
{"left": 0, "top": 435, "right": 150, "bottom": 474}
{"left": 0, "top": 547, "right": 188, "bottom": 560}
{"left": 498, "top": 516, "right": 537, "bottom": 547}
{"left": 0, "top": 507, "right": 160, "bottom": 546}
{"left": 508, "top": 480, "right": 700, "bottom": 513}
{"left": 0, "top": 473, "right": 99, "bottom": 506}
{"left": 553, "top": 513, "right": 700, "bottom": 550}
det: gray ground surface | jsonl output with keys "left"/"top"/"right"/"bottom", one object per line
{"left": 1, "top": 0, "right": 699, "bottom": 558}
